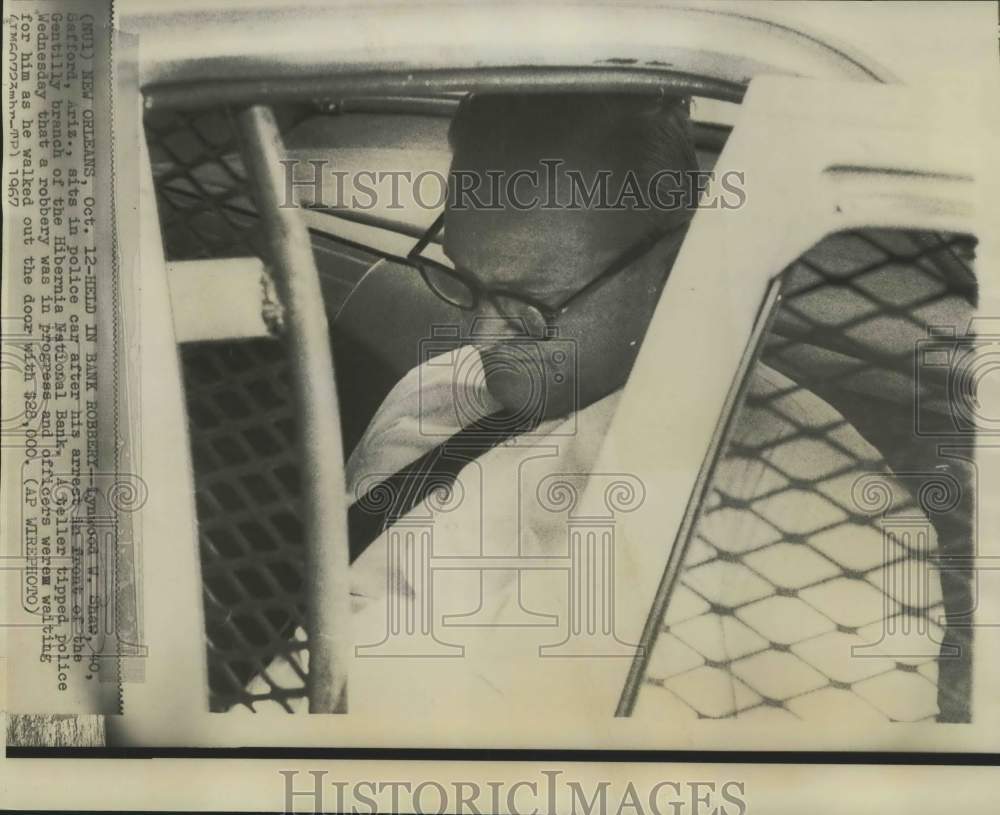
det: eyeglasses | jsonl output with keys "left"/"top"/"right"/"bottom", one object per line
{"left": 405, "top": 213, "right": 691, "bottom": 337}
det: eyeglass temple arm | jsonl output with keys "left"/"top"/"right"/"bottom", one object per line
{"left": 409, "top": 212, "right": 447, "bottom": 258}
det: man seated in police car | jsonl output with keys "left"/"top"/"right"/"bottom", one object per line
{"left": 257, "top": 94, "right": 947, "bottom": 722}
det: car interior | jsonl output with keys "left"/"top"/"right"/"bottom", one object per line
{"left": 144, "top": 85, "right": 976, "bottom": 719}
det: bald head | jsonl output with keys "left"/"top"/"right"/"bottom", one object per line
{"left": 448, "top": 93, "right": 698, "bottom": 228}
{"left": 441, "top": 93, "right": 698, "bottom": 419}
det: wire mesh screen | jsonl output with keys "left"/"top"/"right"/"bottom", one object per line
{"left": 145, "top": 105, "right": 371, "bottom": 711}
{"left": 181, "top": 339, "right": 309, "bottom": 712}
{"left": 637, "top": 229, "right": 977, "bottom": 723}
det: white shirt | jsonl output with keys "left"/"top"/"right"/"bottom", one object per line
{"left": 247, "top": 347, "right": 943, "bottom": 724}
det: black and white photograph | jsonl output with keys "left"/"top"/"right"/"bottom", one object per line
{"left": 2, "top": 0, "right": 998, "bottom": 811}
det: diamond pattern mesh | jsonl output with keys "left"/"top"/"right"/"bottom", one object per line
{"left": 181, "top": 339, "right": 310, "bottom": 712}
{"left": 146, "top": 105, "right": 367, "bottom": 711}
{"left": 637, "top": 229, "right": 977, "bottom": 723}
{"left": 145, "top": 103, "right": 976, "bottom": 720}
